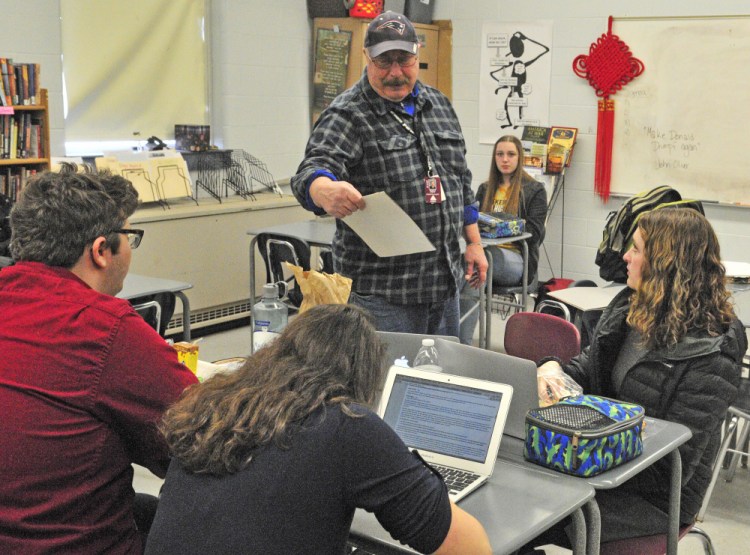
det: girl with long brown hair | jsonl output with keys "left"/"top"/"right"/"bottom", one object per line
{"left": 146, "top": 304, "right": 490, "bottom": 555}
{"left": 459, "top": 134, "right": 548, "bottom": 344}
{"left": 524, "top": 208, "right": 746, "bottom": 551}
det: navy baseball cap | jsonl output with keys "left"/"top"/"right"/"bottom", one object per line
{"left": 364, "top": 11, "right": 419, "bottom": 58}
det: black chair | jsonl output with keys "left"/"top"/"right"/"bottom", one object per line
{"left": 255, "top": 233, "right": 334, "bottom": 309}
{"left": 536, "top": 279, "right": 597, "bottom": 319}
{"left": 535, "top": 279, "right": 601, "bottom": 349}
{"left": 129, "top": 292, "right": 176, "bottom": 337}
{"left": 697, "top": 372, "right": 750, "bottom": 522}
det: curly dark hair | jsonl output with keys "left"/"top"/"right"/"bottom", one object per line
{"left": 9, "top": 164, "right": 138, "bottom": 267}
{"left": 627, "top": 208, "right": 735, "bottom": 349}
{"left": 161, "top": 304, "right": 388, "bottom": 476}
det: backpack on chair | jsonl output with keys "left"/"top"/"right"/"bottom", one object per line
{"left": 595, "top": 186, "right": 704, "bottom": 283}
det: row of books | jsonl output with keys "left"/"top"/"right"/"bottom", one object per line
{"left": 0, "top": 58, "right": 41, "bottom": 107}
{"left": 1, "top": 167, "right": 38, "bottom": 202}
{"left": 521, "top": 125, "right": 578, "bottom": 174}
{"left": 1, "top": 113, "right": 45, "bottom": 159}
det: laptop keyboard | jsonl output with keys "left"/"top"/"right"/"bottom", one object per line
{"left": 431, "top": 463, "right": 480, "bottom": 494}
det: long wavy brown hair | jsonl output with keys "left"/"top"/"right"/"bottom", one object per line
{"left": 480, "top": 135, "right": 535, "bottom": 215}
{"left": 627, "top": 208, "right": 735, "bottom": 350}
{"left": 161, "top": 304, "right": 387, "bottom": 475}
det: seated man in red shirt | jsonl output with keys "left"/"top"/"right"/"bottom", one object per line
{"left": 0, "top": 167, "right": 198, "bottom": 554}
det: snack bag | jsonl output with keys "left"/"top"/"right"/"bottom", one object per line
{"left": 537, "top": 360, "right": 583, "bottom": 407}
{"left": 285, "top": 263, "right": 352, "bottom": 314}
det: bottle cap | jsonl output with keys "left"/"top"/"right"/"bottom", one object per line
{"left": 262, "top": 283, "right": 279, "bottom": 298}
{"left": 422, "top": 338, "right": 435, "bottom": 347}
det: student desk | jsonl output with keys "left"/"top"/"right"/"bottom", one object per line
{"left": 729, "top": 281, "right": 750, "bottom": 329}
{"left": 475, "top": 232, "right": 533, "bottom": 350}
{"left": 246, "top": 219, "right": 337, "bottom": 352}
{"left": 347, "top": 457, "right": 595, "bottom": 555}
{"left": 118, "top": 273, "right": 193, "bottom": 341}
{"left": 498, "top": 417, "right": 692, "bottom": 555}
{"left": 546, "top": 284, "right": 626, "bottom": 316}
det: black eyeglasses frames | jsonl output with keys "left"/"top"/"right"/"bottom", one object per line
{"left": 110, "top": 228, "right": 144, "bottom": 249}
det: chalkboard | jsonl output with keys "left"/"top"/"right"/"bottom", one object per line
{"left": 610, "top": 16, "right": 750, "bottom": 206}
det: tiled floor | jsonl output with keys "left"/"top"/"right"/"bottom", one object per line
{"left": 135, "top": 313, "right": 749, "bottom": 553}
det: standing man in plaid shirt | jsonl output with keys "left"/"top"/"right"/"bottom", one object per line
{"left": 291, "top": 11, "right": 487, "bottom": 336}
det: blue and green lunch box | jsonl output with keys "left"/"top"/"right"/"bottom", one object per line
{"left": 523, "top": 395, "right": 645, "bottom": 477}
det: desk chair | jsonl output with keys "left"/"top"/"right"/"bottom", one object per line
{"left": 131, "top": 300, "right": 162, "bottom": 335}
{"left": 129, "top": 293, "right": 176, "bottom": 337}
{"left": 536, "top": 280, "right": 601, "bottom": 349}
{"left": 697, "top": 376, "right": 750, "bottom": 521}
{"left": 255, "top": 233, "right": 333, "bottom": 309}
{"left": 600, "top": 523, "right": 715, "bottom": 555}
{"left": 504, "top": 311, "right": 581, "bottom": 365}
{"left": 489, "top": 276, "right": 538, "bottom": 319}
{"left": 536, "top": 280, "right": 598, "bottom": 321}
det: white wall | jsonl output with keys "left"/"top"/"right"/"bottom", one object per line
{"left": 432, "top": 0, "right": 750, "bottom": 283}
{"left": 3, "top": 0, "right": 750, "bottom": 284}
{"left": 209, "top": 0, "right": 312, "bottom": 179}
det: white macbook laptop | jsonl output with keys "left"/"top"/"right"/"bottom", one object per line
{"left": 378, "top": 366, "right": 513, "bottom": 503}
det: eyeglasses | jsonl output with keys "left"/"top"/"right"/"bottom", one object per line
{"left": 368, "top": 52, "right": 418, "bottom": 70}
{"left": 110, "top": 228, "right": 144, "bottom": 249}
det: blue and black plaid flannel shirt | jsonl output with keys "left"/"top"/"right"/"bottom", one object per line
{"left": 291, "top": 75, "right": 474, "bottom": 305}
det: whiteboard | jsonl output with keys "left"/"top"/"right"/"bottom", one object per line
{"left": 610, "top": 16, "right": 750, "bottom": 206}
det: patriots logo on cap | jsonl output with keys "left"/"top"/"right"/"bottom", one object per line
{"left": 377, "top": 20, "right": 407, "bottom": 35}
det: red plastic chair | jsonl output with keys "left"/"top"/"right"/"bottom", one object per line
{"left": 600, "top": 523, "right": 714, "bottom": 554}
{"left": 503, "top": 311, "right": 581, "bottom": 364}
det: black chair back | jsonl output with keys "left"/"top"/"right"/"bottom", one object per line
{"left": 256, "top": 233, "right": 310, "bottom": 307}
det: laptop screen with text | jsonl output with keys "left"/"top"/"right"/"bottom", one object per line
{"left": 381, "top": 373, "right": 504, "bottom": 464}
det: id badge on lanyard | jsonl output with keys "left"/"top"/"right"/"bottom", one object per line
{"left": 391, "top": 110, "right": 443, "bottom": 204}
{"left": 424, "top": 175, "right": 443, "bottom": 204}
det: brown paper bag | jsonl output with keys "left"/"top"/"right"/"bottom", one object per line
{"left": 285, "top": 262, "right": 352, "bottom": 314}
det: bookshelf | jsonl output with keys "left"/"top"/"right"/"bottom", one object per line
{"left": 1, "top": 88, "right": 50, "bottom": 201}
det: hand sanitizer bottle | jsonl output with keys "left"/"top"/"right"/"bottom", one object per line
{"left": 252, "top": 283, "right": 288, "bottom": 351}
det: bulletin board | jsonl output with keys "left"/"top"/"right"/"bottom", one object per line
{"left": 609, "top": 16, "right": 750, "bottom": 206}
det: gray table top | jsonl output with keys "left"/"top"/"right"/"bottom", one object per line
{"left": 480, "top": 232, "right": 532, "bottom": 247}
{"left": 246, "top": 219, "right": 336, "bottom": 248}
{"left": 118, "top": 273, "right": 193, "bottom": 300}
{"left": 348, "top": 457, "right": 594, "bottom": 555}
{"left": 498, "top": 417, "right": 692, "bottom": 489}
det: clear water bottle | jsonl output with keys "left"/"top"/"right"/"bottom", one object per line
{"left": 413, "top": 338, "right": 442, "bottom": 373}
{"left": 252, "top": 283, "right": 288, "bottom": 351}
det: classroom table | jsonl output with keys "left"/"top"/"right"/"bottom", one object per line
{"left": 246, "top": 219, "right": 337, "bottom": 352}
{"left": 546, "top": 284, "right": 626, "bottom": 313}
{"left": 247, "top": 222, "right": 532, "bottom": 352}
{"left": 347, "top": 457, "right": 595, "bottom": 555}
{"left": 498, "top": 417, "right": 692, "bottom": 555}
{"left": 118, "top": 273, "right": 193, "bottom": 341}
{"left": 545, "top": 259, "right": 750, "bottom": 323}
{"left": 729, "top": 280, "right": 750, "bottom": 329}
{"left": 476, "top": 232, "right": 533, "bottom": 351}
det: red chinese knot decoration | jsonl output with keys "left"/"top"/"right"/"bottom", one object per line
{"left": 573, "top": 16, "right": 644, "bottom": 201}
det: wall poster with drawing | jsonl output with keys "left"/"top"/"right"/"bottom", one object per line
{"left": 312, "top": 28, "right": 352, "bottom": 125}
{"left": 479, "top": 21, "right": 553, "bottom": 144}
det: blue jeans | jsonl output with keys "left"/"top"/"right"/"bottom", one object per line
{"left": 348, "top": 291, "right": 460, "bottom": 338}
{"left": 459, "top": 247, "right": 523, "bottom": 345}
